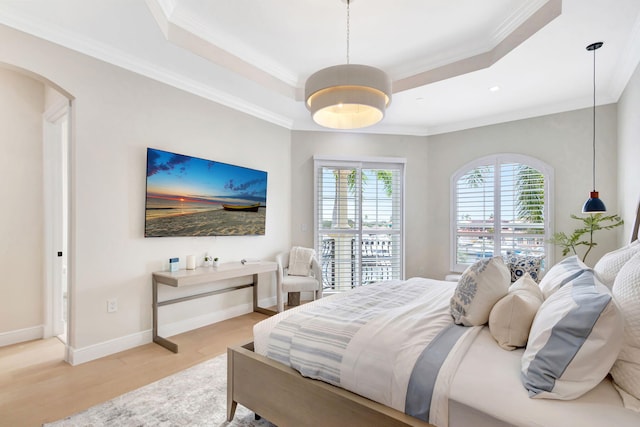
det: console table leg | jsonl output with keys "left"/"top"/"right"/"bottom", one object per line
{"left": 152, "top": 278, "right": 179, "bottom": 353}
{"left": 152, "top": 280, "right": 158, "bottom": 338}
{"left": 154, "top": 335, "right": 178, "bottom": 353}
{"left": 252, "top": 273, "right": 258, "bottom": 312}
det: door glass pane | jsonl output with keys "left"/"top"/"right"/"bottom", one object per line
{"left": 317, "top": 162, "right": 403, "bottom": 291}
{"left": 318, "top": 167, "right": 359, "bottom": 230}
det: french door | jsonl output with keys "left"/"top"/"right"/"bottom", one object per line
{"left": 314, "top": 157, "right": 404, "bottom": 292}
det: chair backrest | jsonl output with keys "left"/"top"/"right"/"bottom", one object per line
{"left": 276, "top": 249, "right": 320, "bottom": 280}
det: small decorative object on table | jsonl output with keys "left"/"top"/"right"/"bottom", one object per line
{"left": 203, "top": 254, "right": 213, "bottom": 267}
{"left": 186, "top": 255, "right": 196, "bottom": 270}
{"left": 212, "top": 257, "right": 220, "bottom": 268}
{"left": 169, "top": 257, "right": 179, "bottom": 272}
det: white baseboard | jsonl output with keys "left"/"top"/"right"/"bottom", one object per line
{"left": 159, "top": 302, "right": 254, "bottom": 338}
{"left": 68, "top": 298, "right": 276, "bottom": 365}
{"left": 67, "top": 329, "right": 152, "bottom": 365}
{"left": 0, "top": 325, "right": 44, "bottom": 347}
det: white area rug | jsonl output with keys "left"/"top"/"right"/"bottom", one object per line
{"left": 44, "top": 353, "right": 274, "bottom": 427}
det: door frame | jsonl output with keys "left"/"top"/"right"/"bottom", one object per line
{"left": 42, "top": 97, "right": 70, "bottom": 350}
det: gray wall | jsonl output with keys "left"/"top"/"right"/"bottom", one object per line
{"left": 424, "top": 105, "right": 619, "bottom": 278}
{"left": 290, "top": 131, "right": 430, "bottom": 278}
{"left": 290, "top": 104, "right": 620, "bottom": 281}
{"left": 0, "top": 24, "right": 291, "bottom": 362}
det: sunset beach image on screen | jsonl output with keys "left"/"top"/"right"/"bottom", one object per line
{"left": 144, "top": 148, "right": 267, "bottom": 237}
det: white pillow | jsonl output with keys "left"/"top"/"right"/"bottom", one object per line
{"left": 489, "top": 273, "right": 544, "bottom": 350}
{"left": 538, "top": 255, "right": 590, "bottom": 299}
{"left": 610, "top": 251, "right": 640, "bottom": 409}
{"left": 594, "top": 240, "right": 640, "bottom": 288}
{"left": 450, "top": 257, "right": 510, "bottom": 326}
{"left": 521, "top": 270, "right": 623, "bottom": 400}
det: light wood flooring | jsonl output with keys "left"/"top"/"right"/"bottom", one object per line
{"left": 0, "top": 312, "right": 268, "bottom": 427}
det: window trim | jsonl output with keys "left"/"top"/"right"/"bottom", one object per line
{"left": 314, "top": 155, "right": 406, "bottom": 287}
{"left": 450, "top": 153, "right": 554, "bottom": 273}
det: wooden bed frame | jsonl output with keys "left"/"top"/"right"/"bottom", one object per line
{"left": 227, "top": 341, "right": 433, "bottom": 427}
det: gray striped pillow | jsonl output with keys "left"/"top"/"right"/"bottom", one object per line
{"left": 521, "top": 270, "right": 623, "bottom": 400}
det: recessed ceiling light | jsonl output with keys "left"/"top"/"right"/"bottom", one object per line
{"left": 489, "top": 86, "right": 501, "bottom": 92}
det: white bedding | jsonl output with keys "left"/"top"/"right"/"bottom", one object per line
{"left": 255, "top": 278, "right": 480, "bottom": 425}
{"left": 253, "top": 278, "right": 640, "bottom": 427}
{"left": 450, "top": 327, "right": 640, "bottom": 427}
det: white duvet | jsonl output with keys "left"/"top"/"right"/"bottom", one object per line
{"left": 254, "top": 278, "right": 480, "bottom": 425}
{"left": 449, "top": 327, "right": 640, "bottom": 427}
{"left": 254, "top": 277, "right": 640, "bottom": 427}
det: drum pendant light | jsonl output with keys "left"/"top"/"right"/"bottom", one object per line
{"left": 582, "top": 42, "right": 607, "bottom": 213}
{"left": 305, "top": 0, "right": 391, "bottom": 129}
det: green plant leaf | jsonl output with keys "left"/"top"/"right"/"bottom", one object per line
{"left": 548, "top": 213, "right": 623, "bottom": 263}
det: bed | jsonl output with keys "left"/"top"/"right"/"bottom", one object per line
{"left": 227, "top": 205, "right": 640, "bottom": 427}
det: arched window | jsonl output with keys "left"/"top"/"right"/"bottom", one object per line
{"left": 451, "top": 154, "right": 553, "bottom": 272}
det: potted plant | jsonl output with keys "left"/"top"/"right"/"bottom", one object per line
{"left": 204, "top": 254, "right": 216, "bottom": 267}
{"left": 212, "top": 257, "right": 220, "bottom": 268}
{"left": 550, "top": 213, "right": 623, "bottom": 263}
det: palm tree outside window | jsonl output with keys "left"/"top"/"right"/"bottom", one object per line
{"left": 314, "top": 157, "right": 405, "bottom": 292}
{"left": 451, "top": 154, "right": 553, "bottom": 272}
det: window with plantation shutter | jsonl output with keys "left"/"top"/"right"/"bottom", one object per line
{"left": 314, "top": 157, "right": 404, "bottom": 292}
{"left": 451, "top": 154, "right": 553, "bottom": 272}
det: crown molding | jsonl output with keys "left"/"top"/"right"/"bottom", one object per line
{"left": 424, "top": 95, "right": 619, "bottom": 137}
{"left": 144, "top": 0, "right": 174, "bottom": 38}
{"left": 392, "top": 0, "right": 562, "bottom": 93}
{"left": 167, "top": 2, "right": 299, "bottom": 87}
{"left": 146, "top": 0, "right": 298, "bottom": 101}
{"left": 148, "top": 0, "right": 561, "bottom": 101}
{"left": 0, "top": 5, "right": 293, "bottom": 129}
{"left": 492, "top": 0, "right": 552, "bottom": 47}
{"left": 388, "top": 0, "right": 559, "bottom": 83}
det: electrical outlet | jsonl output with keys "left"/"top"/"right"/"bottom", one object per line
{"left": 107, "top": 298, "right": 118, "bottom": 313}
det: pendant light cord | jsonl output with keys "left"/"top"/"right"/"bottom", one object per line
{"left": 346, "top": 0, "right": 350, "bottom": 64}
{"left": 592, "top": 45, "right": 596, "bottom": 192}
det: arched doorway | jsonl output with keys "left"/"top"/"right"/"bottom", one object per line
{"left": 0, "top": 63, "right": 73, "bottom": 362}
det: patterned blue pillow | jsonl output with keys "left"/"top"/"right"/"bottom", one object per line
{"left": 503, "top": 254, "right": 545, "bottom": 283}
{"left": 450, "top": 257, "right": 511, "bottom": 326}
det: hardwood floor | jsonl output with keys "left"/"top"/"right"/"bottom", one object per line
{"left": 0, "top": 312, "right": 268, "bottom": 427}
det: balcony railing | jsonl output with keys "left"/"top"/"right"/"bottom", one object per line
{"left": 321, "top": 236, "right": 393, "bottom": 289}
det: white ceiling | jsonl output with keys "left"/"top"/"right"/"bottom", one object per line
{"left": 0, "top": 0, "right": 639, "bottom": 135}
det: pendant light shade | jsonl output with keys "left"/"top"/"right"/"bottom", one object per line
{"left": 305, "top": 0, "right": 391, "bottom": 129}
{"left": 582, "top": 41, "right": 606, "bottom": 213}
{"left": 305, "top": 64, "right": 391, "bottom": 129}
{"left": 583, "top": 191, "right": 606, "bottom": 213}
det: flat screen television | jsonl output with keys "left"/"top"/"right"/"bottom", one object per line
{"left": 144, "top": 147, "right": 267, "bottom": 237}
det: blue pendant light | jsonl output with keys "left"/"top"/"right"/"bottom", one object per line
{"left": 582, "top": 42, "right": 606, "bottom": 213}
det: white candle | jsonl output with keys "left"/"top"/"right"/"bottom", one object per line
{"left": 186, "top": 255, "right": 196, "bottom": 270}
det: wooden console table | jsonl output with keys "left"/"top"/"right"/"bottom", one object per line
{"left": 152, "top": 261, "right": 277, "bottom": 353}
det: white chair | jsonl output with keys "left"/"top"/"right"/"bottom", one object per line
{"left": 275, "top": 250, "right": 323, "bottom": 312}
